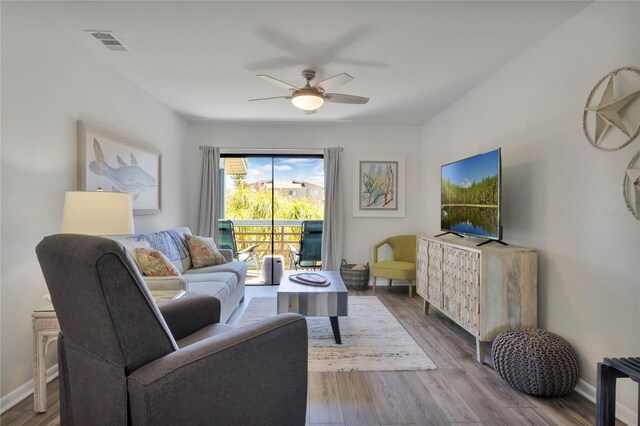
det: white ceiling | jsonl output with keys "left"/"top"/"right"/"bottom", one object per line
{"left": 36, "top": 1, "right": 589, "bottom": 125}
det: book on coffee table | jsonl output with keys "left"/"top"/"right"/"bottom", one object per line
{"left": 289, "top": 273, "right": 330, "bottom": 286}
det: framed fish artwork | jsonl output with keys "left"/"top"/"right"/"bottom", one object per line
{"left": 77, "top": 121, "right": 161, "bottom": 215}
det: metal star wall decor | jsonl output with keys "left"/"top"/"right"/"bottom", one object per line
{"left": 627, "top": 168, "right": 640, "bottom": 190}
{"left": 624, "top": 151, "right": 640, "bottom": 220}
{"left": 583, "top": 67, "right": 640, "bottom": 151}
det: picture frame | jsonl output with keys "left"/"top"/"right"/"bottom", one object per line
{"left": 77, "top": 121, "right": 162, "bottom": 215}
{"left": 353, "top": 154, "right": 405, "bottom": 217}
{"left": 624, "top": 150, "right": 640, "bottom": 220}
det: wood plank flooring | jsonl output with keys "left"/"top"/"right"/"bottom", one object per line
{"left": 2, "top": 285, "right": 614, "bottom": 426}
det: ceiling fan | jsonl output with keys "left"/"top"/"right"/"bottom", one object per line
{"left": 249, "top": 70, "right": 369, "bottom": 114}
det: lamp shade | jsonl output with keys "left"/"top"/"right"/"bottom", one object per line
{"left": 61, "top": 191, "right": 134, "bottom": 235}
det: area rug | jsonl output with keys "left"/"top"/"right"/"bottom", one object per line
{"left": 239, "top": 296, "right": 437, "bottom": 372}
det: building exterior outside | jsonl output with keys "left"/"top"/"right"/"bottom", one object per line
{"left": 250, "top": 180, "right": 324, "bottom": 203}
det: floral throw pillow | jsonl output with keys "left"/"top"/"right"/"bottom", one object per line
{"left": 118, "top": 239, "right": 151, "bottom": 268}
{"left": 134, "top": 248, "right": 180, "bottom": 276}
{"left": 185, "top": 234, "right": 228, "bottom": 269}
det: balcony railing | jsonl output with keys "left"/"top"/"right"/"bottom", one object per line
{"left": 225, "top": 219, "right": 319, "bottom": 269}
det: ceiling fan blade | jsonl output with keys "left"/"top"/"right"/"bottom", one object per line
{"left": 248, "top": 96, "right": 292, "bottom": 102}
{"left": 304, "top": 109, "right": 317, "bottom": 115}
{"left": 257, "top": 74, "right": 299, "bottom": 91}
{"left": 324, "top": 93, "right": 369, "bottom": 104}
{"left": 312, "top": 73, "right": 353, "bottom": 92}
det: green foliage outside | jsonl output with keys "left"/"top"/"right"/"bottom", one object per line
{"left": 225, "top": 177, "right": 323, "bottom": 256}
{"left": 441, "top": 175, "right": 499, "bottom": 206}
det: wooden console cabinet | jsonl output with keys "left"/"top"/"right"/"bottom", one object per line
{"left": 416, "top": 235, "right": 537, "bottom": 364}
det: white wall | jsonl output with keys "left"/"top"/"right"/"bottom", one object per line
{"left": 420, "top": 1, "right": 639, "bottom": 420}
{"left": 187, "top": 122, "right": 422, "bottom": 264}
{"left": 0, "top": 4, "right": 190, "bottom": 399}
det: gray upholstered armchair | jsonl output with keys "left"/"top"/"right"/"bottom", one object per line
{"left": 36, "top": 234, "right": 308, "bottom": 426}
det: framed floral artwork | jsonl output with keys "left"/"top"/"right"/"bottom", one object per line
{"left": 353, "top": 154, "right": 405, "bottom": 217}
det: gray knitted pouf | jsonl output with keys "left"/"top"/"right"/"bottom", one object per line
{"left": 492, "top": 329, "right": 580, "bottom": 397}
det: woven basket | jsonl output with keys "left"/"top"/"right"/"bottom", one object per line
{"left": 492, "top": 329, "right": 580, "bottom": 397}
{"left": 340, "top": 259, "right": 370, "bottom": 290}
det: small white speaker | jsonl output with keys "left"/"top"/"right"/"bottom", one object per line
{"left": 262, "top": 255, "right": 284, "bottom": 285}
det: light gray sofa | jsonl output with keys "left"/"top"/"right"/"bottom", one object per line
{"left": 111, "top": 227, "right": 246, "bottom": 323}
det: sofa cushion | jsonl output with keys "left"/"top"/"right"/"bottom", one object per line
{"left": 116, "top": 238, "right": 151, "bottom": 270}
{"left": 133, "top": 228, "right": 192, "bottom": 274}
{"left": 134, "top": 248, "right": 180, "bottom": 277}
{"left": 188, "top": 280, "right": 231, "bottom": 301}
{"left": 182, "top": 271, "right": 237, "bottom": 291}
{"left": 118, "top": 238, "right": 151, "bottom": 258}
{"left": 183, "top": 262, "right": 247, "bottom": 281}
{"left": 218, "top": 249, "right": 233, "bottom": 263}
{"left": 184, "top": 234, "right": 228, "bottom": 268}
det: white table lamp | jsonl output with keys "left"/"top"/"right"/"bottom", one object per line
{"left": 61, "top": 191, "right": 135, "bottom": 235}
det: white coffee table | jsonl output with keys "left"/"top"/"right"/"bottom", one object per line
{"left": 277, "top": 271, "right": 348, "bottom": 344}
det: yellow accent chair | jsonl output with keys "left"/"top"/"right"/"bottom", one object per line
{"left": 371, "top": 235, "right": 417, "bottom": 297}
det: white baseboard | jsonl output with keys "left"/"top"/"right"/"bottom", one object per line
{"left": 574, "top": 379, "right": 638, "bottom": 426}
{"left": 0, "top": 365, "right": 58, "bottom": 414}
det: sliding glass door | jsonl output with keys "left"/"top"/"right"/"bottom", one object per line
{"left": 219, "top": 154, "right": 324, "bottom": 284}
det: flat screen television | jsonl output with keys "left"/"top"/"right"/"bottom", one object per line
{"left": 441, "top": 148, "right": 502, "bottom": 241}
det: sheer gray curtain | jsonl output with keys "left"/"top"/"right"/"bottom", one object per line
{"left": 321, "top": 147, "right": 343, "bottom": 271}
{"left": 197, "top": 146, "right": 220, "bottom": 241}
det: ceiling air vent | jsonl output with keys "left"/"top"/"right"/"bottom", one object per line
{"left": 86, "top": 31, "right": 129, "bottom": 52}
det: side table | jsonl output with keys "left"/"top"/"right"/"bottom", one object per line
{"left": 31, "top": 289, "right": 186, "bottom": 412}
{"left": 596, "top": 357, "right": 640, "bottom": 425}
{"left": 32, "top": 306, "right": 60, "bottom": 413}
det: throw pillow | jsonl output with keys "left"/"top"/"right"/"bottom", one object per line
{"left": 134, "top": 248, "right": 180, "bottom": 276}
{"left": 119, "top": 238, "right": 151, "bottom": 259}
{"left": 185, "top": 234, "right": 228, "bottom": 268}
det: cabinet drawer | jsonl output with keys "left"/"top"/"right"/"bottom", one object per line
{"left": 416, "top": 238, "right": 429, "bottom": 298}
{"left": 442, "top": 246, "right": 480, "bottom": 334}
{"left": 426, "top": 241, "right": 444, "bottom": 309}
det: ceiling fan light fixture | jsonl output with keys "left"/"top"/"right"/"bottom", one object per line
{"left": 253, "top": 70, "right": 368, "bottom": 112}
{"left": 291, "top": 92, "right": 324, "bottom": 111}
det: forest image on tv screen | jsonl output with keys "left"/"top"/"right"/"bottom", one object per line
{"left": 441, "top": 150, "right": 500, "bottom": 238}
